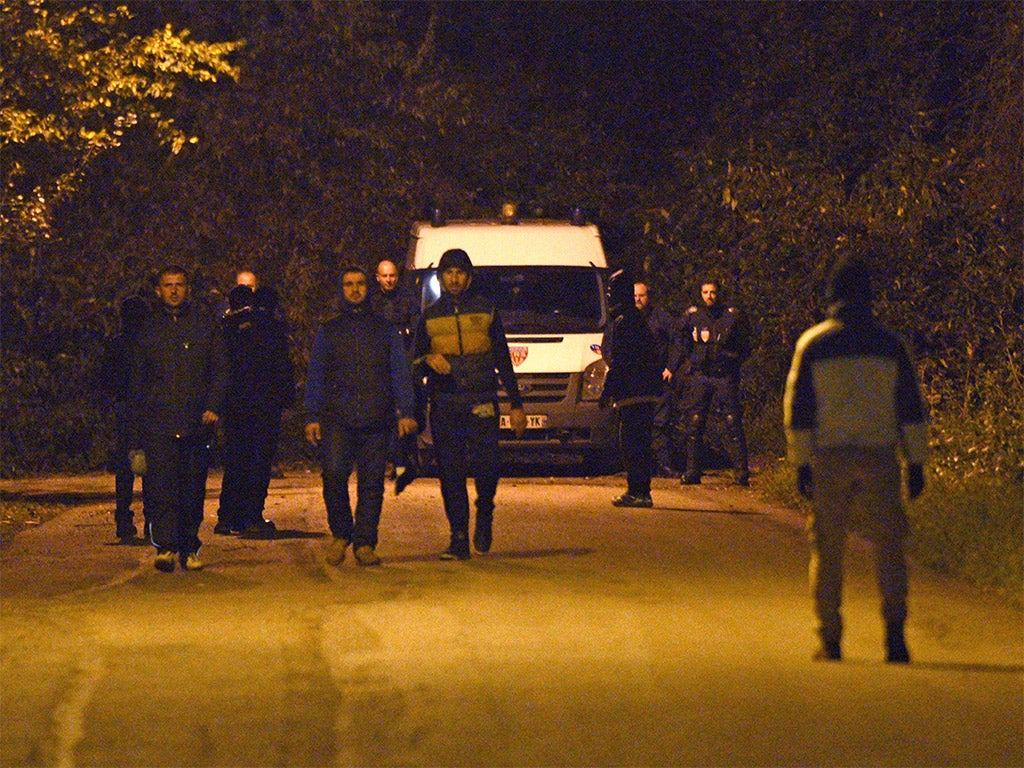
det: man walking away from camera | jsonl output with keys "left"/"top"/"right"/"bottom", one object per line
{"left": 100, "top": 294, "right": 150, "bottom": 543}
{"left": 634, "top": 280, "right": 683, "bottom": 477}
{"left": 216, "top": 282, "right": 294, "bottom": 538}
{"left": 784, "top": 256, "right": 929, "bottom": 663}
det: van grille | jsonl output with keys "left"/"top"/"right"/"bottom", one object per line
{"left": 498, "top": 373, "right": 573, "bottom": 404}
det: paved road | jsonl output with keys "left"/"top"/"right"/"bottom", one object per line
{"left": 1, "top": 471, "right": 1021, "bottom": 767}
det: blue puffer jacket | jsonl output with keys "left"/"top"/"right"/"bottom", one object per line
{"left": 304, "top": 301, "right": 415, "bottom": 431}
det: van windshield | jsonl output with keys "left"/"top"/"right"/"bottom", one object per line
{"left": 419, "top": 266, "right": 606, "bottom": 334}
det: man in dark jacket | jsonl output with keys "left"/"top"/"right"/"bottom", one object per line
{"left": 412, "top": 248, "right": 526, "bottom": 560}
{"left": 304, "top": 266, "right": 417, "bottom": 567}
{"left": 634, "top": 280, "right": 683, "bottom": 476}
{"left": 100, "top": 294, "right": 150, "bottom": 542}
{"left": 215, "top": 283, "right": 294, "bottom": 539}
{"left": 784, "top": 257, "right": 928, "bottom": 663}
{"left": 602, "top": 271, "right": 664, "bottom": 507}
{"left": 368, "top": 259, "right": 421, "bottom": 480}
{"left": 130, "top": 265, "right": 228, "bottom": 572}
{"left": 676, "top": 277, "right": 752, "bottom": 486}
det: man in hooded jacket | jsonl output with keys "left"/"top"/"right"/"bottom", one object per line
{"left": 304, "top": 266, "right": 417, "bottom": 567}
{"left": 412, "top": 248, "right": 526, "bottom": 560}
{"left": 784, "top": 256, "right": 929, "bottom": 663}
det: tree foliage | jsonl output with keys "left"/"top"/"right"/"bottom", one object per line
{"left": 1, "top": 0, "right": 241, "bottom": 247}
{"left": 0, "top": 1, "right": 1020, "bottom": 481}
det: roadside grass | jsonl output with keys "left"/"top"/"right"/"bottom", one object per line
{"left": 757, "top": 458, "right": 1023, "bottom": 607}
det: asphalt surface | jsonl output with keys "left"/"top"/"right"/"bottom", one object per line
{"left": 1, "top": 469, "right": 1021, "bottom": 767}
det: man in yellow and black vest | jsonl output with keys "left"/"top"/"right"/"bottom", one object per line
{"left": 413, "top": 248, "right": 526, "bottom": 560}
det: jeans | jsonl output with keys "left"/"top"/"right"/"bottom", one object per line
{"left": 319, "top": 421, "right": 388, "bottom": 548}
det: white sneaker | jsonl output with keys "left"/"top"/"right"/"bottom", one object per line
{"left": 154, "top": 550, "right": 176, "bottom": 573}
{"left": 183, "top": 553, "right": 204, "bottom": 571}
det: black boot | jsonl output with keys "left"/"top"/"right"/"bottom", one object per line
{"left": 728, "top": 418, "right": 749, "bottom": 486}
{"left": 681, "top": 438, "right": 701, "bottom": 485}
{"left": 441, "top": 531, "right": 471, "bottom": 561}
{"left": 885, "top": 621, "right": 910, "bottom": 663}
{"left": 813, "top": 639, "right": 842, "bottom": 662}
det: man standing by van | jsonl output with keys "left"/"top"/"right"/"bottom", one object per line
{"left": 413, "top": 248, "right": 527, "bottom": 560}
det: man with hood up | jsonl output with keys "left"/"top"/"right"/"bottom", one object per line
{"left": 304, "top": 266, "right": 418, "bottom": 567}
{"left": 784, "top": 256, "right": 929, "bottom": 663}
{"left": 412, "top": 248, "right": 526, "bottom": 560}
{"left": 601, "top": 269, "right": 663, "bottom": 507}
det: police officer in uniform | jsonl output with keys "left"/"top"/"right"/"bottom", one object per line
{"left": 677, "top": 277, "right": 752, "bottom": 486}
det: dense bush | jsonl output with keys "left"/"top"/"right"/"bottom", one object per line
{"left": 2, "top": 1, "right": 1020, "bottom": 494}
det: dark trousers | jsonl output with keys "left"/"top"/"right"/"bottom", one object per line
{"left": 619, "top": 401, "right": 655, "bottom": 496}
{"left": 677, "top": 374, "right": 748, "bottom": 476}
{"left": 319, "top": 421, "right": 388, "bottom": 548}
{"left": 218, "top": 412, "right": 282, "bottom": 530}
{"left": 145, "top": 433, "right": 211, "bottom": 554}
{"left": 650, "top": 383, "right": 678, "bottom": 468}
{"left": 112, "top": 404, "right": 144, "bottom": 536}
{"left": 431, "top": 404, "right": 500, "bottom": 537}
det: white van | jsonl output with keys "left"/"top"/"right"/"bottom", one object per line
{"left": 407, "top": 213, "right": 618, "bottom": 471}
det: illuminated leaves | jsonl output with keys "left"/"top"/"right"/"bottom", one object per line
{"left": 1, "top": 0, "right": 242, "bottom": 246}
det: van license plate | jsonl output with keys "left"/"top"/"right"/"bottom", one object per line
{"left": 500, "top": 414, "right": 548, "bottom": 429}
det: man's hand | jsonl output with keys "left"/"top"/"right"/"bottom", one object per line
{"left": 797, "top": 464, "right": 813, "bottom": 499}
{"left": 201, "top": 410, "right": 219, "bottom": 425}
{"left": 662, "top": 368, "right": 673, "bottom": 382}
{"left": 908, "top": 463, "right": 925, "bottom": 499}
{"left": 128, "top": 449, "right": 147, "bottom": 476}
{"left": 425, "top": 353, "right": 451, "bottom": 374}
{"left": 305, "top": 422, "right": 321, "bottom": 446}
{"left": 508, "top": 407, "right": 527, "bottom": 438}
{"left": 397, "top": 417, "right": 418, "bottom": 438}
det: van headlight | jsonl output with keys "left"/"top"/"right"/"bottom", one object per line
{"left": 580, "top": 358, "right": 608, "bottom": 401}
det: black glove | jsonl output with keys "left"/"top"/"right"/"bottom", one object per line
{"left": 908, "top": 463, "right": 925, "bottom": 499}
{"left": 797, "top": 464, "right": 813, "bottom": 499}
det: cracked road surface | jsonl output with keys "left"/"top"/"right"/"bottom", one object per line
{"left": 1, "top": 471, "right": 1021, "bottom": 767}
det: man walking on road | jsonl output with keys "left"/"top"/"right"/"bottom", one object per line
{"left": 304, "top": 266, "right": 418, "bottom": 567}
{"left": 130, "top": 265, "right": 228, "bottom": 572}
{"left": 369, "top": 258, "right": 421, "bottom": 482}
{"left": 413, "top": 248, "right": 526, "bottom": 560}
{"left": 784, "top": 256, "right": 929, "bottom": 663}
{"left": 215, "top": 282, "right": 294, "bottom": 539}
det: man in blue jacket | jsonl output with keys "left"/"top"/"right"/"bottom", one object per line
{"left": 304, "top": 266, "right": 417, "bottom": 567}
{"left": 784, "top": 256, "right": 929, "bottom": 663}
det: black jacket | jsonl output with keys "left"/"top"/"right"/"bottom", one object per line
{"left": 680, "top": 302, "right": 751, "bottom": 378}
{"left": 602, "top": 306, "right": 663, "bottom": 404}
{"left": 130, "top": 302, "right": 228, "bottom": 444}
{"left": 222, "top": 307, "right": 294, "bottom": 422}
